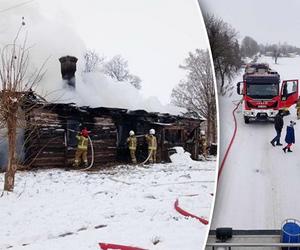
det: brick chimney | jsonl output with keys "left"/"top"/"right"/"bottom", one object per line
{"left": 59, "top": 55, "right": 78, "bottom": 88}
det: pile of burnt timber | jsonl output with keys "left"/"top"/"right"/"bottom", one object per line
{"left": 23, "top": 102, "right": 204, "bottom": 169}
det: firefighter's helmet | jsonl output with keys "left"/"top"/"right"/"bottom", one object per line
{"left": 149, "top": 128, "right": 155, "bottom": 135}
{"left": 129, "top": 130, "right": 135, "bottom": 136}
{"left": 200, "top": 130, "right": 205, "bottom": 136}
{"left": 81, "top": 128, "right": 89, "bottom": 137}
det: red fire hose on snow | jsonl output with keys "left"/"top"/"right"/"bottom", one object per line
{"left": 218, "top": 100, "right": 242, "bottom": 181}
{"left": 171, "top": 98, "right": 241, "bottom": 225}
{"left": 172, "top": 99, "right": 242, "bottom": 226}
{"left": 99, "top": 243, "right": 147, "bottom": 250}
{"left": 174, "top": 198, "right": 209, "bottom": 225}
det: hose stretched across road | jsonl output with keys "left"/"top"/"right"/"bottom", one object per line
{"left": 218, "top": 99, "right": 242, "bottom": 181}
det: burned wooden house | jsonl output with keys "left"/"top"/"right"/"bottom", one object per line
{"left": 23, "top": 101, "right": 204, "bottom": 169}
{"left": 18, "top": 55, "right": 206, "bottom": 169}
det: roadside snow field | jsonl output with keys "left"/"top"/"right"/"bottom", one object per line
{"left": 0, "top": 148, "right": 216, "bottom": 250}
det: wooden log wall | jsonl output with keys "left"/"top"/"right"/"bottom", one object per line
{"left": 65, "top": 116, "right": 117, "bottom": 167}
{"left": 25, "top": 109, "right": 66, "bottom": 168}
{"left": 24, "top": 103, "right": 203, "bottom": 169}
{"left": 25, "top": 108, "right": 118, "bottom": 169}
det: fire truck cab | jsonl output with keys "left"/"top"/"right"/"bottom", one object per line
{"left": 237, "top": 63, "right": 299, "bottom": 123}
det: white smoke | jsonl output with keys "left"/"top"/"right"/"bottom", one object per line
{"left": 0, "top": 0, "right": 184, "bottom": 115}
{"left": 0, "top": 0, "right": 186, "bottom": 169}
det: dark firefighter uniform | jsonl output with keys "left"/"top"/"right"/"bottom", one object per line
{"left": 127, "top": 135, "right": 137, "bottom": 164}
{"left": 145, "top": 134, "right": 157, "bottom": 163}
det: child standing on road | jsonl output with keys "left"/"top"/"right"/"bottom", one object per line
{"left": 283, "top": 121, "right": 296, "bottom": 153}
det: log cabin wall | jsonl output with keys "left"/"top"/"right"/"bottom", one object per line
{"left": 24, "top": 104, "right": 120, "bottom": 168}
{"left": 24, "top": 107, "right": 66, "bottom": 168}
{"left": 24, "top": 103, "right": 203, "bottom": 169}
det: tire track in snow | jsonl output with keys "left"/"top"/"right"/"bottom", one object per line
{"left": 261, "top": 130, "right": 278, "bottom": 228}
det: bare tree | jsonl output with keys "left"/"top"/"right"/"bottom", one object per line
{"left": 103, "top": 55, "right": 141, "bottom": 89}
{"left": 271, "top": 44, "right": 281, "bottom": 64}
{"left": 83, "top": 49, "right": 104, "bottom": 73}
{"left": 171, "top": 49, "right": 217, "bottom": 143}
{"left": 241, "top": 36, "right": 259, "bottom": 58}
{"left": 126, "top": 75, "right": 142, "bottom": 90}
{"left": 0, "top": 23, "right": 46, "bottom": 192}
{"left": 204, "top": 14, "right": 242, "bottom": 96}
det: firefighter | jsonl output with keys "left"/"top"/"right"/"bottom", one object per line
{"left": 283, "top": 121, "right": 296, "bottom": 153}
{"left": 200, "top": 130, "right": 208, "bottom": 158}
{"left": 296, "top": 97, "right": 300, "bottom": 119}
{"left": 145, "top": 128, "right": 157, "bottom": 163}
{"left": 127, "top": 130, "right": 137, "bottom": 164}
{"left": 73, "top": 128, "right": 89, "bottom": 167}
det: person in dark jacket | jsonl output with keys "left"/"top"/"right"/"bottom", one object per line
{"left": 270, "top": 110, "right": 284, "bottom": 146}
{"left": 283, "top": 121, "right": 296, "bottom": 153}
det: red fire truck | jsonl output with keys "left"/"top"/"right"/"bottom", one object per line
{"left": 237, "top": 63, "right": 299, "bottom": 123}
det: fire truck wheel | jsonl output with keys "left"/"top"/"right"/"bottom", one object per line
{"left": 244, "top": 116, "right": 250, "bottom": 124}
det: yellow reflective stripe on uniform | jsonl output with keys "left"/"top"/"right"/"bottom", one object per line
{"left": 127, "top": 136, "right": 137, "bottom": 149}
{"left": 146, "top": 135, "right": 157, "bottom": 150}
{"left": 81, "top": 138, "right": 88, "bottom": 147}
{"left": 77, "top": 136, "right": 88, "bottom": 150}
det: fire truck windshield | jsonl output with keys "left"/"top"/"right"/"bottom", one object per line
{"left": 246, "top": 82, "right": 278, "bottom": 99}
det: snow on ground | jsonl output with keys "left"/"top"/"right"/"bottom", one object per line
{"left": 213, "top": 55, "right": 300, "bottom": 230}
{"left": 0, "top": 148, "right": 216, "bottom": 250}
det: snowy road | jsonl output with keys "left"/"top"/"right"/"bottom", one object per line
{"left": 212, "top": 56, "right": 300, "bottom": 229}
{"left": 0, "top": 148, "right": 216, "bottom": 250}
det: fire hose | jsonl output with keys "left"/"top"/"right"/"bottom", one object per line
{"left": 99, "top": 243, "right": 147, "bottom": 250}
{"left": 172, "top": 99, "right": 242, "bottom": 226}
{"left": 139, "top": 149, "right": 153, "bottom": 165}
{"left": 81, "top": 135, "right": 94, "bottom": 171}
{"left": 174, "top": 199, "right": 209, "bottom": 225}
{"left": 218, "top": 99, "right": 242, "bottom": 181}
{"left": 129, "top": 134, "right": 154, "bottom": 165}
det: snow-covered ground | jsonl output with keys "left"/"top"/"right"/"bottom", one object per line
{"left": 0, "top": 148, "right": 216, "bottom": 250}
{"left": 213, "top": 55, "right": 300, "bottom": 229}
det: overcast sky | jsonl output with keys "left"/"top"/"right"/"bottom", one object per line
{"left": 199, "top": 0, "right": 300, "bottom": 46}
{"left": 6, "top": 0, "right": 209, "bottom": 105}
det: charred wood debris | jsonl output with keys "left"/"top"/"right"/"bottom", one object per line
{"left": 20, "top": 93, "right": 209, "bottom": 170}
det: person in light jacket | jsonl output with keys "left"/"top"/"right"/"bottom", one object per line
{"left": 145, "top": 129, "right": 157, "bottom": 163}
{"left": 73, "top": 128, "right": 89, "bottom": 167}
{"left": 127, "top": 130, "right": 137, "bottom": 164}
